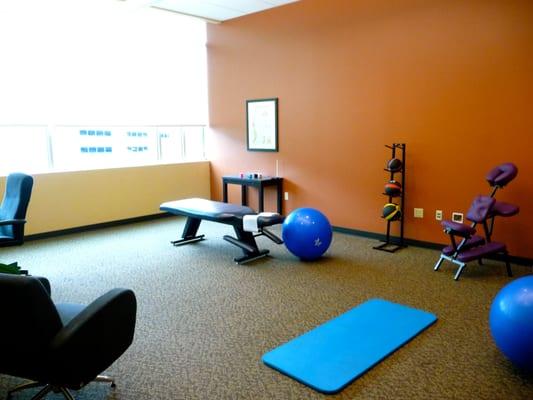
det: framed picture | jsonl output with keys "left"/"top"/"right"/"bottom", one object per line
{"left": 246, "top": 98, "right": 278, "bottom": 152}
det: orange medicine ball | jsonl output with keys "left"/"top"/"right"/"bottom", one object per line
{"left": 384, "top": 180, "right": 402, "bottom": 196}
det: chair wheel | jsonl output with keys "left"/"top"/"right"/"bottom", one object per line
{"left": 111, "top": 382, "right": 116, "bottom": 388}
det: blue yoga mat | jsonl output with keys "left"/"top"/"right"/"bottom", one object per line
{"left": 262, "top": 298, "right": 437, "bottom": 394}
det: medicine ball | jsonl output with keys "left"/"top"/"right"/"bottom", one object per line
{"left": 384, "top": 180, "right": 402, "bottom": 196}
{"left": 382, "top": 203, "right": 401, "bottom": 221}
{"left": 387, "top": 158, "right": 403, "bottom": 172}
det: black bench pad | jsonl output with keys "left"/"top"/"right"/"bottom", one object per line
{"left": 160, "top": 198, "right": 283, "bottom": 227}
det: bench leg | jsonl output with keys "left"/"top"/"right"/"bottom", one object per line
{"left": 233, "top": 249, "right": 270, "bottom": 264}
{"left": 223, "top": 226, "right": 269, "bottom": 264}
{"left": 257, "top": 227, "right": 283, "bottom": 245}
{"left": 171, "top": 217, "right": 205, "bottom": 246}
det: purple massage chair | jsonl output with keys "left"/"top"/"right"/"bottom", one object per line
{"left": 434, "top": 163, "right": 519, "bottom": 280}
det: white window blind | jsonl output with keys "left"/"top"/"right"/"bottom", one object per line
{"left": 0, "top": 0, "right": 207, "bottom": 126}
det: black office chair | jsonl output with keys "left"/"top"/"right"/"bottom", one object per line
{"left": 0, "top": 273, "right": 137, "bottom": 400}
{"left": 0, "top": 173, "right": 34, "bottom": 247}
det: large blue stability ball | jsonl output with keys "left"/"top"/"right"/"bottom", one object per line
{"left": 489, "top": 275, "right": 533, "bottom": 371}
{"left": 282, "top": 208, "right": 332, "bottom": 261}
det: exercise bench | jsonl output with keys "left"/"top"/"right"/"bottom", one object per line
{"left": 160, "top": 198, "right": 284, "bottom": 264}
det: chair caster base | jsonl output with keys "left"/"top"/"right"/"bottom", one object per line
{"left": 6, "top": 375, "right": 117, "bottom": 400}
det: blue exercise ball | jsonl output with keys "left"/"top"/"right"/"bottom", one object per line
{"left": 489, "top": 275, "right": 533, "bottom": 371}
{"left": 282, "top": 208, "right": 332, "bottom": 261}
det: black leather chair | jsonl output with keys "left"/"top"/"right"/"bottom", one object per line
{"left": 0, "top": 273, "right": 137, "bottom": 400}
{"left": 0, "top": 173, "right": 34, "bottom": 247}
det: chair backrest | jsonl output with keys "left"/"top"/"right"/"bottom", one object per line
{"left": 0, "top": 173, "right": 34, "bottom": 241}
{"left": 466, "top": 195, "right": 495, "bottom": 223}
{"left": 0, "top": 273, "right": 63, "bottom": 377}
{"left": 50, "top": 288, "right": 137, "bottom": 385}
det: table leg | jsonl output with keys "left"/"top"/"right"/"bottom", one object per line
{"left": 241, "top": 185, "right": 248, "bottom": 206}
{"left": 277, "top": 181, "right": 283, "bottom": 214}
{"left": 258, "top": 185, "right": 264, "bottom": 212}
{"left": 223, "top": 182, "right": 228, "bottom": 203}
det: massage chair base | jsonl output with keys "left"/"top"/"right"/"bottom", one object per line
{"left": 7, "top": 375, "right": 116, "bottom": 400}
{"left": 434, "top": 252, "right": 512, "bottom": 281}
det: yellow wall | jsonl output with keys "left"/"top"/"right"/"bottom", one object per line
{"left": 0, "top": 162, "right": 210, "bottom": 235}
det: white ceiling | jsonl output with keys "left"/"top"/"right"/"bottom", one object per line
{"left": 150, "top": 0, "right": 299, "bottom": 23}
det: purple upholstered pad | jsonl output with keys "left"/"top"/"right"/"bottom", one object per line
{"left": 491, "top": 201, "right": 519, "bottom": 218}
{"left": 457, "top": 242, "right": 506, "bottom": 263}
{"left": 466, "top": 196, "right": 495, "bottom": 223}
{"left": 441, "top": 220, "right": 476, "bottom": 237}
{"left": 442, "top": 235, "right": 485, "bottom": 256}
{"left": 486, "top": 163, "right": 518, "bottom": 187}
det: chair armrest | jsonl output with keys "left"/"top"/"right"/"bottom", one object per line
{"left": 49, "top": 288, "right": 137, "bottom": 385}
{"left": 441, "top": 220, "right": 476, "bottom": 237}
{"left": 0, "top": 218, "right": 26, "bottom": 226}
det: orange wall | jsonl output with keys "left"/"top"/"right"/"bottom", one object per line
{"left": 207, "top": 0, "right": 533, "bottom": 259}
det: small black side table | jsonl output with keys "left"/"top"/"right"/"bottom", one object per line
{"left": 222, "top": 175, "right": 283, "bottom": 214}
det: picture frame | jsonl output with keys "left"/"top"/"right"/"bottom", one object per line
{"left": 246, "top": 98, "right": 278, "bottom": 152}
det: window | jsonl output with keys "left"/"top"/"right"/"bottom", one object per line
{"left": 158, "top": 126, "right": 206, "bottom": 163}
{"left": 0, "top": 126, "right": 50, "bottom": 175}
{"left": 0, "top": 126, "right": 205, "bottom": 175}
{"left": 0, "top": 1, "right": 207, "bottom": 175}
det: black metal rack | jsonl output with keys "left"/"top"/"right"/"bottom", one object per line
{"left": 373, "top": 143, "right": 407, "bottom": 253}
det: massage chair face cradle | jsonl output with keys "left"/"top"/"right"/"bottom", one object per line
{"left": 434, "top": 163, "right": 519, "bottom": 280}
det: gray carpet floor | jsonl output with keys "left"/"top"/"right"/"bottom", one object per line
{"left": 0, "top": 217, "right": 532, "bottom": 400}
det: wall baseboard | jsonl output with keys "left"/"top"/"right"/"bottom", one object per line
{"left": 24, "top": 216, "right": 532, "bottom": 267}
{"left": 25, "top": 213, "right": 174, "bottom": 241}
{"left": 333, "top": 226, "right": 533, "bottom": 267}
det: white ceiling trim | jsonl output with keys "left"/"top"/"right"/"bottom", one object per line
{"left": 149, "top": 0, "right": 299, "bottom": 23}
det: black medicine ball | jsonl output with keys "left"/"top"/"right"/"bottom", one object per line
{"left": 387, "top": 158, "right": 403, "bottom": 172}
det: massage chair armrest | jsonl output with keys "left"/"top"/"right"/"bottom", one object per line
{"left": 491, "top": 201, "right": 520, "bottom": 218}
{"left": 0, "top": 218, "right": 26, "bottom": 226}
{"left": 441, "top": 220, "right": 476, "bottom": 238}
{"left": 49, "top": 288, "right": 137, "bottom": 385}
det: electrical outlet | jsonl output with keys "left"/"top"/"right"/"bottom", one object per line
{"left": 436, "top": 210, "right": 443, "bottom": 221}
{"left": 414, "top": 208, "right": 424, "bottom": 218}
{"left": 284, "top": 192, "right": 289, "bottom": 201}
{"left": 452, "top": 212, "right": 464, "bottom": 223}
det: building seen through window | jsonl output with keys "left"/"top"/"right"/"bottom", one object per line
{"left": 0, "top": 2, "right": 208, "bottom": 176}
{"left": 0, "top": 125, "right": 205, "bottom": 176}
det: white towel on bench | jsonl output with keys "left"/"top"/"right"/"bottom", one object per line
{"left": 243, "top": 212, "right": 278, "bottom": 232}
